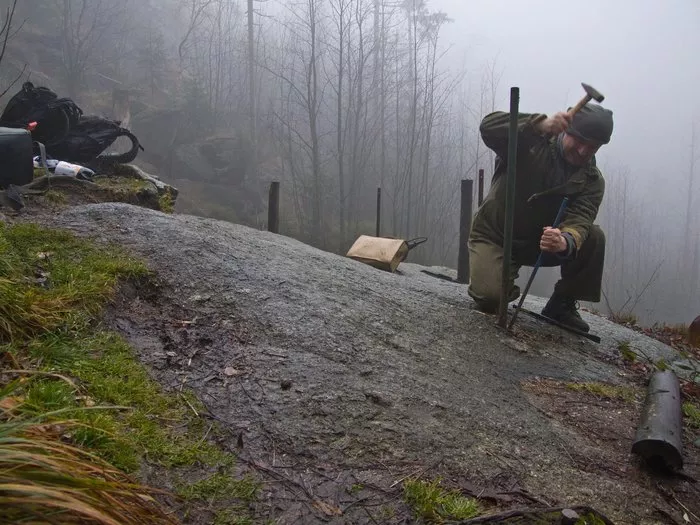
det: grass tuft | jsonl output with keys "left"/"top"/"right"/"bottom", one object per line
{"left": 94, "top": 175, "right": 152, "bottom": 193}
{"left": 179, "top": 473, "right": 260, "bottom": 502}
{"left": 403, "top": 478, "right": 480, "bottom": 523}
{"left": 0, "top": 399, "right": 178, "bottom": 524}
{"left": 0, "top": 222, "right": 147, "bottom": 343}
{"left": 158, "top": 191, "right": 175, "bottom": 213}
{"left": 213, "top": 509, "right": 254, "bottom": 525}
{"left": 610, "top": 312, "right": 638, "bottom": 326}
{"left": 683, "top": 402, "right": 700, "bottom": 429}
{"left": 565, "top": 381, "right": 636, "bottom": 402}
{"left": 43, "top": 189, "right": 69, "bottom": 205}
{"left": 617, "top": 340, "right": 637, "bottom": 362}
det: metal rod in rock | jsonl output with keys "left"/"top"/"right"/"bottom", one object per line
{"left": 375, "top": 187, "right": 381, "bottom": 237}
{"left": 498, "top": 87, "right": 519, "bottom": 328}
{"left": 268, "top": 181, "right": 280, "bottom": 234}
{"left": 508, "top": 197, "right": 569, "bottom": 331}
{"left": 457, "top": 178, "right": 473, "bottom": 284}
{"left": 632, "top": 370, "right": 684, "bottom": 472}
{"left": 478, "top": 168, "right": 484, "bottom": 206}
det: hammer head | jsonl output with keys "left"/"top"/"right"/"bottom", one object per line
{"left": 582, "top": 82, "right": 604, "bottom": 103}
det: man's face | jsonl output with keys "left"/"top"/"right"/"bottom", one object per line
{"left": 561, "top": 132, "right": 602, "bottom": 167}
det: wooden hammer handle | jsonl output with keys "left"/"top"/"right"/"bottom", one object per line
{"left": 568, "top": 95, "right": 592, "bottom": 117}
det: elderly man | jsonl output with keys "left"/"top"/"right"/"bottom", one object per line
{"left": 468, "top": 104, "right": 614, "bottom": 332}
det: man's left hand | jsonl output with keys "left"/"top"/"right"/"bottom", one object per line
{"left": 540, "top": 227, "right": 567, "bottom": 253}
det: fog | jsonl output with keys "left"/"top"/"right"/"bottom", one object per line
{"left": 431, "top": 0, "right": 700, "bottom": 183}
{"left": 426, "top": 0, "right": 700, "bottom": 325}
{"left": 1, "top": 0, "right": 697, "bottom": 326}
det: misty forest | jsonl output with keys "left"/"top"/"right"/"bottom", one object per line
{"left": 0, "top": 0, "right": 697, "bottom": 327}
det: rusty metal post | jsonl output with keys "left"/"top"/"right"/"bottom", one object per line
{"left": 457, "top": 179, "right": 473, "bottom": 284}
{"left": 478, "top": 168, "right": 484, "bottom": 206}
{"left": 376, "top": 187, "right": 381, "bottom": 237}
{"left": 268, "top": 181, "right": 280, "bottom": 233}
{"left": 498, "top": 87, "right": 519, "bottom": 328}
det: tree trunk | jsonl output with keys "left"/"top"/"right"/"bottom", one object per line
{"left": 307, "top": 0, "right": 322, "bottom": 247}
{"left": 335, "top": 0, "right": 347, "bottom": 250}
{"left": 248, "top": 0, "right": 257, "bottom": 182}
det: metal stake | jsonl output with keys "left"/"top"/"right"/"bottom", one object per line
{"left": 268, "top": 181, "right": 280, "bottom": 233}
{"left": 478, "top": 168, "right": 484, "bottom": 206}
{"left": 457, "top": 179, "right": 473, "bottom": 283}
{"left": 376, "top": 187, "right": 381, "bottom": 237}
{"left": 498, "top": 87, "right": 519, "bottom": 328}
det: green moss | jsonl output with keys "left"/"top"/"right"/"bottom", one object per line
{"left": 655, "top": 359, "right": 669, "bottom": 371}
{"left": 576, "top": 513, "right": 608, "bottom": 525}
{"left": 43, "top": 190, "right": 68, "bottom": 205}
{"left": 349, "top": 483, "right": 364, "bottom": 494}
{"left": 683, "top": 402, "right": 700, "bottom": 429}
{"left": 179, "top": 473, "right": 260, "bottom": 502}
{"left": 158, "top": 191, "right": 175, "bottom": 213}
{"left": 1, "top": 221, "right": 242, "bottom": 478}
{"left": 565, "top": 381, "right": 636, "bottom": 402}
{"left": 403, "top": 478, "right": 480, "bottom": 523}
{"left": 213, "top": 508, "right": 254, "bottom": 525}
{"left": 95, "top": 175, "right": 151, "bottom": 193}
{"left": 379, "top": 506, "right": 397, "bottom": 520}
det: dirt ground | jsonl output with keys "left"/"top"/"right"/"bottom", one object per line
{"left": 26, "top": 202, "right": 700, "bottom": 524}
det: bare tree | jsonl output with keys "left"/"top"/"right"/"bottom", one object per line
{"left": 57, "top": 0, "right": 126, "bottom": 97}
{"left": 0, "top": 0, "right": 22, "bottom": 99}
{"left": 137, "top": 25, "right": 167, "bottom": 101}
{"left": 329, "top": 0, "right": 350, "bottom": 249}
{"left": 247, "top": 0, "right": 257, "bottom": 182}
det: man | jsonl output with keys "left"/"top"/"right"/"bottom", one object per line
{"left": 468, "top": 103, "right": 614, "bottom": 332}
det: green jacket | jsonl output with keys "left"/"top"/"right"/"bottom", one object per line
{"left": 471, "top": 111, "right": 605, "bottom": 256}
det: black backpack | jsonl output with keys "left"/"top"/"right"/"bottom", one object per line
{"left": 47, "top": 115, "right": 144, "bottom": 165}
{"left": 0, "top": 81, "right": 82, "bottom": 146}
{"left": 0, "top": 82, "right": 143, "bottom": 166}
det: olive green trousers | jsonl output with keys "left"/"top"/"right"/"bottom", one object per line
{"left": 467, "top": 225, "right": 605, "bottom": 313}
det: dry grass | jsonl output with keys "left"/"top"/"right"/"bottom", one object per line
{"left": 0, "top": 403, "right": 179, "bottom": 525}
{"left": 0, "top": 221, "right": 257, "bottom": 523}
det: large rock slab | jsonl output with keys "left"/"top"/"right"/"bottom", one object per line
{"left": 47, "top": 203, "right": 699, "bottom": 524}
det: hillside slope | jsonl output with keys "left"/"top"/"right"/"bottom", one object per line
{"left": 39, "top": 203, "right": 700, "bottom": 524}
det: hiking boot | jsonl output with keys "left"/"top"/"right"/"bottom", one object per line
{"left": 541, "top": 294, "right": 590, "bottom": 333}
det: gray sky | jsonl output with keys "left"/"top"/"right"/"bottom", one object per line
{"left": 431, "top": 0, "right": 700, "bottom": 196}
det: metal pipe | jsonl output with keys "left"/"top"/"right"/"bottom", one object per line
{"left": 508, "top": 197, "right": 569, "bottom": 330}
{"left": 376, "top": 187, "right": 381, "bottom": 237}
{"left": 268, "top": 181, "right": 280, "bottom": 233}
{"left": 457, "top": 179, "right": 473, "bottom": 283}
{"left": 632, "top": 370, "right": 684, "bottom": 471}
{"left": 498, "top": 87, "right": 519, "bottom": 328}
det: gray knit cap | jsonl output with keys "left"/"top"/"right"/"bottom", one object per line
{"left": 566, "top": 103, "right": 614, "bottom": 144}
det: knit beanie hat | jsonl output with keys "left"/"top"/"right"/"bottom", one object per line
{"left": 566, "top": 103, "right": 614, "bottom": 144}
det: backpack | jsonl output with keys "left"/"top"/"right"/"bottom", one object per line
{"left": 47, "top": 115, "right": 144, "bottom": 166}
{"left": 0, "top": 81, "right": 82, "bottom": 147}
{"left": 0, "top": 82, "right": 144, "bottom": 166}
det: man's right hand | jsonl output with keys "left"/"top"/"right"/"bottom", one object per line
{"left": 535, "top": 111, "right": 572, "bottom": 136}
